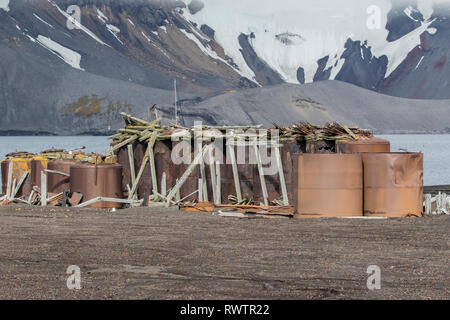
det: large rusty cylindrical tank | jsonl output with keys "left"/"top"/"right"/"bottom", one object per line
{"left": 336, "top": 137, "right": 390, "bottom": 154}
{"left": 293, "top": 154, "right": 363, "bottom": 218}
{"left": 362, "top": 153, "right": 423, "bottom": 217}
{"left": 47, "top": 160, "right": 75, "bottom": 194}
{"left": 70, "top": 163, "right": 123, "bottom": 208}
{"left": 30, "top": 157, "right": 49, "bottom": 189}
{"left": 1, "top": 154, "right": 35, "bottom": 196}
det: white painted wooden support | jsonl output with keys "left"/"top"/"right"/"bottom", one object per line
{"left": 148, "top": 134, "right": 158, "bottom": 195}
{"left": 424, "top": 194, "right": 432, "bottom": 215}
{"left": 274, "top": 146, "right": 289, "bottom": 206}
{"left": 128, "top": 155, "right": 149, "bottom": 200}
{"left": 12, "top": 171, "right": 29, "bottom": 199}
{"left": 28, "top": 190, "right": 36, "bottom": 204}
{"left": 47, "top": 192, "right": 63, "bottom": 203}
{"left": 9, "top": 179, "right": 16, "bottom": 201}
{"left": 161, "top": 173, "right": 167, "bottom": 197}
{"left": 177, "top": 190, "right": 199, "bottom": 204}
{"left": 175, "top": 179, "right": 181, "bottom": 202}
{"left": 153, "top": 191, "right": 177, "bottom": 206}
{"left": 198, "top": 178, "right": 203, "bottom": 202}
{"left": 165, "top": 145, "right": 209, "bottom": 207}
{"left": 77, "top": 197, "right": 142, "bottom": 208}
{"left": 200, "top": 158, "right": 208, "bottom": 202}
{"left": 45, "top": 169, "right": 70, "bottom": 177}
{"left": 208, "top": 146, "right": 218, "bottom": 205}
{"left": 41, "top": 171, "right": 47, "bottom": 207}
{"left": 216, "top": 161, "right": 221, "bottom": 205}
{"left": 254, "top": 144, "right": 269, "bottom": 206}
{"left": 228, "top": 144, "right": 242, "bottom": 203}
{"left": 127, "top": 144, "right": 136, "bottom": 187}
{"left": 6, "top": 162, "right": 13, "bottom": 199}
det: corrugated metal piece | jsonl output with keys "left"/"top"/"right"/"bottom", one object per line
{"left": 337, "top": 137, "right": 390, "bottom": 153}
{"left": 70, "top": 163, "right": 123, "bottom": 208}
{"left": 362, "top": 153, "right": 423, "bottom": 217}
{"left": 293, "top": 154, "right": 363, "bottom": 218}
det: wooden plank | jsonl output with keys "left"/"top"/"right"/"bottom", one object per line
{"left": 9, "top": 179, "right": 16, "bottom": 201}
{"left": 228, "top": 144, "right": 242, "bottom": 203}
{"left": 200, "top": 156, "right": 208, "bottom": 202}
{"left": 45, "top": 169, "right": 70, "bottom": 177}
{"left": 109, "top": 135, "right": 138, "bottom": 154}
{"left": 127, "top": 144, "right": 136, "bottom": 187}
{"left": 6, "top": 162, "right": 12, "bottom": 199}
{"left": 165, "top": 145, "right": 209, "bottom": 207}
{"left": 198, "top": 178, "right": 203, "bottom": 202}
{"left": 254, "top": 144, "right": 269, "bottom": 206}
{"left": 77, "top": 196, "right": 142, "bottom": 208}
{"left": 148, "top": 132, "right": 158, "bottom": 195}
{"left": 12, "top": 171, "right": 29, "bottom": 199}
{"left": 216, "top": 161, "right": 221, "bottom": 205}
{"left": 161, "top": 173, "right": 167, "bottom": 197}
{"left": 41, "top": 171, "right": 47, "bottom": 207}
{"left": 274, "top": 146, "right": 289, "bottom": 206}
{"left": 208, "top": 146, "right": 218, "bottom": 205}
{"left": 128, "top": 154, "right": 149, "bottom": 200}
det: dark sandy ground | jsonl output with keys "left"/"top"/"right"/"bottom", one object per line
{"left": 0, "top": 204, "right": 448, "bottom": 300}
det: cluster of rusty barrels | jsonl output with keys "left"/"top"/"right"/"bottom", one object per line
{"left": 293, "top": 137, "right": 423, "bottom": 218}
{"left": 1, "top": 155, "right": 123, "bottom": 208}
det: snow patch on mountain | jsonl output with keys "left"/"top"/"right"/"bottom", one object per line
{"left": 34, "top": 13, "right": 54, "bottom": 28}
{"left": 106, "top": 24, "right": 123, "bottom": 45}
{"left": 0, "top": 0, "right": 9, "bottom": 12}
{"left": 37, "top": 35, "right": 84, "bottom": 70}
{"left": 49, "top": 0, "right": 109, "bottom": 47}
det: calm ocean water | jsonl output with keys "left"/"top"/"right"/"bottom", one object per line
{"left": 0, "top": 135, "right": 448, "bottom": 186}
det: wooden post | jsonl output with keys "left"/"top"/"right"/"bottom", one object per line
{"left": 216, "top": 161, "right": 221, "bottom": 205}
{"left": 127, "top": 144, "right": 136, "bottom": 187}
{"left": 200, "top": 157, "right": 208, "bottom": 202}
{"left": 208, "top": 146, "right": 218, "bottom": 205}
{"left": 198, "top": 178, "right": 203, "bottom": 202}
{"left": 149, "top": 133, "right": 158, "bottom": 196}
{"left": 228, "top": 144, "right": 242, "bottom": 203}
{"left": 9, "top": 179, "right": 16, "bottom": 201}
{"left": 161, "top": 173, "right": 167, "bottom": 197}
{"left": 175, "top": 179, "right": 181, "bottom": 202}
{"left": 6, "top": 162, "right": 12, "bottom": 199}
{"left": 424, "top": 194, "right": 432, "bottom": 215}
{"left": 274, "top": 146, "right": 289, "bottom": 206}
{"left": 254, "top": 144, "right": 269, "bottom": 206}
{"left": 41, "top": 171, "right": 47, "bottom": 207}
{"left": 128, "top": 156, "right": 149, "bottom": 200}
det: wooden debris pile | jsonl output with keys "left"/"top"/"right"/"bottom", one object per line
{"left": 273, "top": 121, "right": 373, "bottom": 142}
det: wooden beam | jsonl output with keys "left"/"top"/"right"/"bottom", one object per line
{"left": 254, "top": 144, "right": 269, "bottom": 206}
{"left": 77, "top": 196, "right": 142, "bottom": 208}
{"left": 41, "top": 171, "right": 47, "bottom": 207}
{"left": 12, "top": 171, "right": 29, "bottom": 199}
{"left": 165, "top": 145, "right": 209, "bottom": 207}
{"left": 274, "top": 146, "right": 289, "bottom": 206}
{"left": 208, "top": 146, "right": 218, "bottom": 205}
{"left": 127, "top": 144, "right": 136, "bottom": 188}
{"left": 148, "top": 132, "right": 158, "bottom": 195}
{"left": 45, "top": 169, "right": 70, "bottom": 177}
{"left": 5, "top": 162, "right": 12, "bottom": 199}
{"left": 216, "top": 161, "right": 221, "bottom": 205}
{"left": 228, "top": 144, "right": 242, "bottom": 203}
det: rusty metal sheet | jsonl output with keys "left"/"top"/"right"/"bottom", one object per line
{"left": 47, "top": 160, "right": 73, "bottom": 194}
{"left": 362, "top": 153, "right": 423, "bottom": 217}
{"left": 337, "top": 137, "right": 390, "bottom": 154}
{"left": 293, "top": 154, "right": 363, "bottom": 218}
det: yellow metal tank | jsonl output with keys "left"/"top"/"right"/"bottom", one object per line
{"left": 362, "top": 153, "right": 423, "bottom": 217}
{"left": 336, "top": 137, "right": 390, "bottom": 154}
{"left": 1, "top": 153, "right": 35, "bottom": 196}
{"left": 293, "top": 154, "right": 363, "bottom": 218}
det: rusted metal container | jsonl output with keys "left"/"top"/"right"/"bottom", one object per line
{"left": 47, "top": 160, "right": 75, "bottom": 194}
{"left": 336, "top": 137, "right": 390, "bottom": 153}
{"left": 30, "top": 157, "right": 49, "bottom": 189}
{"left": 70, "top": 163, "right": 123, "bottom": 208}
{"left": 1, "top": 157, "right": 34, "bottom": 196}
{"left": 362, "top": 153, "right": 423, "bottom": 217}
{"left": 293, "top": 154, "right": 363, "bottom": 218}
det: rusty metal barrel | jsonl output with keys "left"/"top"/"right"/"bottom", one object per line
{"left": 47, "top": 160, "right": 74, "bottom": 194}
{"left": 362, "top": 153, "right": 423, "bottom": 217}
{"left": 1, "top": 156, "right": 34, "bottom": 196}
{"left": 293, "top": 154, "right": 363, "bottom": 218}
{"left": 337, "top": 137, "right": 390, "bottom": 154}
{"left": 30, "top": 157, "right": 49, "bottom": 190}
{"left": 70, "top": 163, "right": 123, "bottom": 208}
